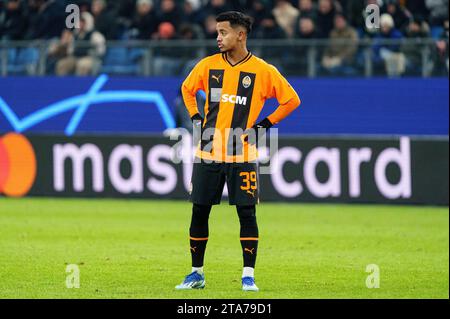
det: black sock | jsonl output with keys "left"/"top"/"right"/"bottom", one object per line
{"left": 237, "top": 205, "right": 259, "bottom": 268}
{"left": 189, "top": 204, "right": 212, "bottom": 268}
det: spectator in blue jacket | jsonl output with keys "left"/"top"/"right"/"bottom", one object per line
{"left": 373, "top": 13, "right": 406, "bottom": 76}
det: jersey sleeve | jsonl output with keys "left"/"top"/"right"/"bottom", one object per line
{"left": 265, "top": 65, "right": 301, "bottom": 125}
{"left": 181, "top": 58, "right": 207, "bottom": 118}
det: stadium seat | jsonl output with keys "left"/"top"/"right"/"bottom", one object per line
{"left": 431, "top": 27, "right": 444, "bottom": 39}
{"left": 100, "top": 47, "right": 142, "bottom": 75}
{"left": 7, "top": 47, "right": 39, "bottom": 75}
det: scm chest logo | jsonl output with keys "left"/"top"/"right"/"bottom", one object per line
{"left": 221, "top": 94, "right": 247, "bottom": 106}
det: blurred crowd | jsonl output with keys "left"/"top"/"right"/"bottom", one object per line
{"left": 0, "top": 0, "right": 448, "bottom": 77}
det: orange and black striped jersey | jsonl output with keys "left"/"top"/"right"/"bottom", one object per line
{"left": 182, "top": 52, "right": 301, "bottom": 163}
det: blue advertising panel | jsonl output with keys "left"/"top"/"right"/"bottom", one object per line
{"left": 0, "top": 76, "right": 448, "bottom": 136}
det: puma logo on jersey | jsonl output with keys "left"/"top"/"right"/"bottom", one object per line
{"left": 244, "top": 248, "right": 255, "bottom": 254}
{"left": 246, "top": 189, "right": 256, "bottom": 197}
{"left": 190, "top": 246, "right": 196, "bottom": 252}
{"left": 212, "top": 74, "right": 221, "bottom": 83}
{"left": 221, "top": 94, "right": 247, "bottom": 105}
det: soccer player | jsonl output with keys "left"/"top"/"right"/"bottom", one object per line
{"left": 175, "top": 11, "right": 301, "bottom": 291}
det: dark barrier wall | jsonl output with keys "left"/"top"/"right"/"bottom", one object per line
{"left": 7, "top": 134, "right": 447, "bottom": 206}
{"left": 0, "top": 76, "right": 448, "bottom": 136}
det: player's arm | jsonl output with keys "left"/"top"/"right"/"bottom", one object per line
{"left": 262, "top": 65, "right": 301, "bottom": 128}
{"left": 181, "top": 59, "right": 206, "bottom": 122}
{"left": 245, "top": 67, "right": 300, "bottom": 144}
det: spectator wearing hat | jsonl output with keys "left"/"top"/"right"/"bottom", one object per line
{"left": 382, "top": 0, "right": 413, "bottom": 32}
{"left": 373, "top": 13, "right": 406, "bottom": 76}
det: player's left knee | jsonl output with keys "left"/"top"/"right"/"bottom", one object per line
{"left": 237, "top": 206, "right": 258, "bottom": 237}
{"left": 237, "top": 205, "right": 256, "bottom": 218}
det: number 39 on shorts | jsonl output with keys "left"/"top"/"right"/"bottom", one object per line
{"left": 239, "top": 171, "right": 257, "bottom": 191}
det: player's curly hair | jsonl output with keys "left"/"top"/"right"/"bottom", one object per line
{"left": 216, "top": 11, "right": 254, "bottom": 34}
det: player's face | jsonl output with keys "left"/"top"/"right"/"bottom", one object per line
{"left": 216, "top": 21, "right": 242, "bottom": 52}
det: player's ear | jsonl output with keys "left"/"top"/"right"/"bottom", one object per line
{"left": 238, "top": 29, "right": 246, "bottom": 41}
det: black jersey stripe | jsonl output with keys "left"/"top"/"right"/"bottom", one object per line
{"left": 202, "top": 69, "right": 224, "bottom": 152}
{"left": 227, "top": 71, "right": 256, "bottom": 156}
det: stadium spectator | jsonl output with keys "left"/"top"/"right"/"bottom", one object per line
{"left": 401, "top": 17, "right": 431, "bottom": 75}
{"left": 153, "top": 22, "right": 183, "bottom": 75}
{"left": 157, "top": 0, "right": 182, "bottom": 29}
{"left": 116, "top": 0, "right": 138, "bottom": 22}
{"left": 47, "top": 29, "right": 72, "bottom": 74}
{"left": 295, "top": 16, "right": 318, "bottom": 39}
{"left": 272, "top": 0, "right": 300, "bottom": 38}
{"left": 253, "top": 12, "right": 286, "bottom": 39}
{"left": 182, "top": 0, "right": 204, "bottom": 25}
{"left": 178, "top": 23, "right": 205, "bottom": 59}
{"left": 153, "top": 21, "right": 177, "bottom": 40}
{"left": 316, "top": 0, "right": 338, "bottom": 38}
{"left": 203, "top": 14, "right": 218, "bottom": 39}
{"left": 55, "top": 12, "right": 106, "bottom": 76}
{"left": 91, "top": 0, "right": 119, "bottom": 40}
{"left": 72, "top": 0, "right": 91, "bottom": 13}
{"left": 248, "top": 0, "right": 271, "bottom": 31}
{"left": 434, "top": 19, "right": 449, "bottom": 74}
{"left": 287, "top": 17, "right": 318, "bottom": 75}
{"left": 425, "top": 0, "right": 449, "bottom": 26}
{"left": 342, "top": 0, "right": 366, "bottom": 30}
{"left": 321, "top": 13, "right": 358, "bottom": 75}
{"left": 0, "top": 0, "right": 445, "bottom": 77}
{"left": 0, "top": 0, "right": 28, "bottom": 40}
{"left": 25, "top": 0, "right": 65, "bottom": 40}
{"left": 382, "top": 0, "right": 413, "bottom": 32}
{"left": 298, "top": 0, "right": 317, "bottom": 19}
{"left": 254, "top": 12, "right": 287, "bottom": 66}
{"left": 373, "top": 13, "right": 406, "bottom": 76}
{"left": 204, "top": 0, "right": 233, "bottom": 17}
{"left": 405, "top": 0, "right": 430, "bottom": 21}
{"left": 129, "top": 0, "right": 158, "bottom": 40}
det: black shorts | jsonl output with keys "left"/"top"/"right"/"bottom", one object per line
{"left": 190, "top": 160, "right": 260, "bottom": 206}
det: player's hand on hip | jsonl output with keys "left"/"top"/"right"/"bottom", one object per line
{"left": 243, "top": 117, "right": 273, "bottom": 145}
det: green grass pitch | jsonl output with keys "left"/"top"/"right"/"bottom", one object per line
{"left": 0, "top": 198, "right": 448, "bottom": 299}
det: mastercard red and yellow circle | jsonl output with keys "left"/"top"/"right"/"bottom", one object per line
{"left": 0, "top": 133, "right": 37, "bottom": 197}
